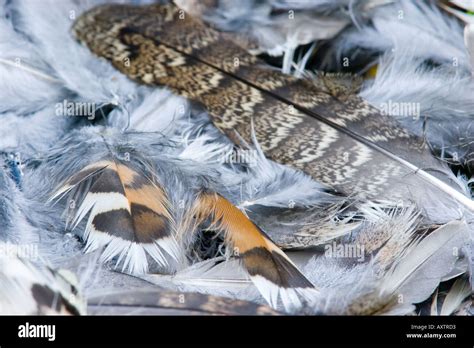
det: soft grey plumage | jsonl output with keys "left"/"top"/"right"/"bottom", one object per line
{"left": 0, "top": 0, "right": 472, "bottom": 315}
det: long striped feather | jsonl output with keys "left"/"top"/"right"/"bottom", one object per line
{"left": 71, "top": 3, "right": 474, "bottom": 218}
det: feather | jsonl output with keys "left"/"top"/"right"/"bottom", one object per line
{"left": 336, "top": 0, "right": 469, "bottom": 69}
{"left": 72, "top": 2, "right": 474, "bottom": 223}
{"left": 379, "top": 221, "right": 470, "bottom": 306}
{"left": 440, "top": 277, "right": 471, "bottom": 316}
{"left": 0, "top": 0, "right": 65, "bottom": 115}
{"left": 0, "top": 0, "right": 71, "bottom": 156}
{"left": 300, "top": 204, "right": 419, "bottom": 315}
{"left": 466, "top": 23, "right": 474, "bottom": 75}
{"left": 187, "top": 192, "right": 318, "bottom": 312}
{"left": 353, "top": 203, "right": 420, "bottom": 265}
{"left": 237, "top": 124, "right": 338, "bottom": 209}
{"left": 170, "top": 116, "right": 356, "bottom": 251}
{"left": 440, "top": 0, "right": 474, "bottom": 25}
{"left": 88, "top": 287, "right": 279, "bottom": 315}
{"left": 50, "top": 158, "right": 180, "bottom": 275}
{"left": 225, "top": 125, "right": 358, "bottom": 249}
{"left": 247, "top": 203, "right": 360, "bottom": 250}
{"left": 174, "top": 0, "right": 350, "bottom": 60}
{"left": 10, "top": 0, "right": 139, "bottom": 107}
{"left": 108, "top": 87, "right": 191, "bottom": 134}
{"left": 140, "top": 257, "right": 258, "bottom": 302}
{"left": 0, "top": 158, "right": 38, "bottom": 245}
{"left": 360, "top": 45, "right": 474, "bottom": 174}
{"left": 0, "top": 157, "right": 85, "bottom": 269}
{"left": 40, "top": 125, "right": 325, "bottom": 311}
{"left": 301, "top": 210, "right": 471, "bottom": 315}
{"left": 173, "top": 0, "right": 396, "bottom": 61}
{"left": 0, "top": 252, "right": 85, "bottom": 315}
{"left": 2, "top": 0, "right": 472, "bottom": 317}
{"left": 430, "top": 287, "right": 439, "bottom": 315}
{"left": 0, "top": 108, "right": 72, "bottom": 157}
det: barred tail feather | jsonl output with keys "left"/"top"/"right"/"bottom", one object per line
{"left": 51, "top": 159, "right": 179, "bottom": 274}
{"left": 192, "top": 192, "right": 317, "bottom": 311}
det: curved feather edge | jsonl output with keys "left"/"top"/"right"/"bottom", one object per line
{"left": 440, "top": 277, "right": 471, "bottom": 316}
{"left": 50, "top": 159, "right": 180, "bottom": 275}
{"left": 188, "top": 192, "right": 319, "bottom": 312}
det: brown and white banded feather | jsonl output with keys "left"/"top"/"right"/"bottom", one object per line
{"left": 51, "top": 160, "right": 178, "bottom": 274}
{"left": 189, "top": 192, "right": 317, "bottom": 311}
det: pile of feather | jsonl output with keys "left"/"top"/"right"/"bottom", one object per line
{"left": 0, "top": 0, "right": 473, "bottom": 315}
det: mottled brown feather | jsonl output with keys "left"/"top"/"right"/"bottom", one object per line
{"left": 62, "top": 160, "right": 173, "bottom": 244}
{"left": 72, "top": 3, "right": 459, "bottom": 203}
